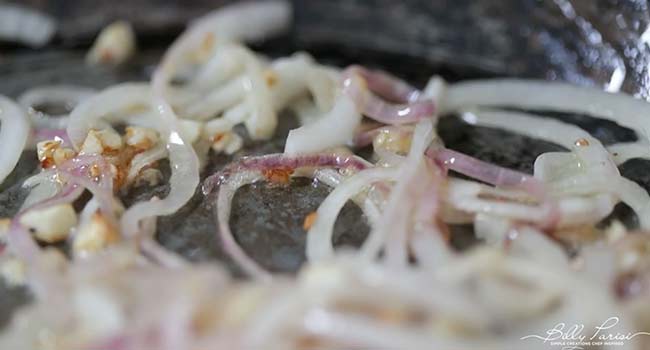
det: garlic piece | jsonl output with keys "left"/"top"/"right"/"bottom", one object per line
{"left": 86, "top": 21, "right": 136, "bottom": 66}
{"left": 80, "top": 128, "right": 123, "bottom": 155}
{"left": 36, "top": 140, "right": 62, "bottom": 168}
{"left": 124, "top": 126, "right": 159, "bottom": 151}
{"left": 73, "top": 213, "right": 120, "bottom": 257}
{"left": 211, "top": 131, "right": 243, "bottom": 155}
{"left": 134, "top": 168, "right": 163, "bottom": 187}
{"left": 19, "top": 204, "right": 77, "bottom": 243}
{"left": 1, "top": 258, "right": 26, "bottom": 287}
{"left": 52, "top": 148, "right": 76, "bottom": 166}
{"left": 372, "top": 126, "right": 413, "bottom": 155}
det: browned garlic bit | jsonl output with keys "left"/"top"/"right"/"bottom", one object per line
{"left": 372, "top": 127, "right": 413, "bottom": 155}
{"left": 73, "top": 213, "right": 120, "bottom": 258}
{"left": 264, "top": 69, "right": 279, "bottom": 87}
{"left": 574, "top": 138, "right": 590, "bottom": 147}
{"left": 86, "top": 21, "right": 136, "bottom": 66}
{"left": 80, "top": 128, "right": 123, "bottom": 155}
{"left": 36, "top": 140, "right": 75, "bottom": 168}
{"left": 134, "top": 168, "right": 163, "bottom": 187}
{"left": 19, "top": 204, "right": 77, "bottom": 243}
{"left": 124, "top": 126, "right": 159, "bottom": 151}
{"left": 77, "top": 126, "right": 167, "bottom": 191}
{"left": 303, "top": 212, "right": 318, "bottom": 231}
{"left": 263, "top": 168, "right": 293, "bottom": 184}
{"left": 211, "top": 131, "right": 244, "bottom": 155}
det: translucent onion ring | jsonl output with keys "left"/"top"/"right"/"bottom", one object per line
{"left": 19, "top": 85, "right": 96, "bottom": 129}
{"left": 0, "top": 95, "right": 30, "bottom": 185}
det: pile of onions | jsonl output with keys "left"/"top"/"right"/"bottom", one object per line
{"left": 2, "top": 1, "right": 650, "bottom": 350}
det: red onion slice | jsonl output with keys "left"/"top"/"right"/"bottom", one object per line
{"left": 342, "top": 67, "right": 436, "bottom": 125}
{"left": 214, "top": 170, "right": 270, "bottom": 281}
{"left": 347, "top": 65, "right": 421, "bottom": 103}
{"left": 31, "top": 128, "right": 71, "bottom": 147}
{"left": 429, "top": 148, "right": 545, "bottom": 198}
{"left": 203, "top": 153, "right": 370, "bottom": 194}
{"left": 56, "top": 155, "right": 119, "bottom": 225}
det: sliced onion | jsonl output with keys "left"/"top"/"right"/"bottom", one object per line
{"left": 205, "top": 153, "right": 372, "bottom": 277}
{"left": 347, "top": 65, "right": 421, "bottom": 103}
{"left": 138, "top": 208, "right": 187, "bottom": 269}
{"left": 189, "top": 1, "right": 290, "bottom": 44}
{"left": 214, "top": 170, "right": 269, "bottom": 280}
{"left": 444, "top": 79, "right": 650, "bottom": 146}
{"left": 19, "top": 85, "right": 96, "bottom": 129}
{"left": 0, "top": 4, "right": 56, "bottom": 47}
{"left": 430, "top": 148, "right": 546, "bottom": 197}
{"left": 126, "top": 143, "right": 168, "bottom": 185}
{"left": 445, "top": 179, "right": 612, "bottom": 228}
{"left": 67, "top": 83, "right": 155, "bottom": 149}
{"left": 608, "top": 142, "right": 650, "bottom": 164}
{"left": 204, "top": 152, "right": 370, "bottom": 194}
{"left": 369, "top": 121, "right": 441, "bottom": 267}
{"left": 189, "top": 44, "right": 245, "bottom": 91}
{"left": 459, "top": 109, "right": 588, "bottom": 150}
{"left": 270, "top": 54, "right": 337, "bottom": 113}
{"left": 20, "top": 171, "right": 60, "bottom": 210}
{"left": 120, "top": 98, "right": 200, "bottom": 237}
{"left": 152, "top": 1, "right": 290, "bottom": 98}
{"left": 121, "top": 4, "right": 277, "bottom": 241}
{"left": 284, "top": 95, "right": 362, "bottom": 154}
{"left": 306, "top": 167, "right": 398, "bottom": 262}
{"left": 0, "top": 95, "right": 31, "bottom": 185}
{"left": 31, "top": 128, "right": 71, "bottom": 147}
{"left": 342, "top": 67, "right": 436, "bottom": 124}
{"left": 56, "top": 155, "right": 121, "bottom": 227}
{"left": 185, "top": 76, "right": 246, "bottom": 120}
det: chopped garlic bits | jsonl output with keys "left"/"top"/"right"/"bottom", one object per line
{"left": 80, "top": 128, "right": 123, "bottom": 155}
{"left": 37, "top": 140, "right": 75, "bottom": 168}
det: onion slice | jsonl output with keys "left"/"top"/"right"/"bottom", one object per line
{"left": 203, "top": 153, "right": 370, "bottom": 194}
{"left": 214, "top": 170, "right": 270, "bottom": 280}
{"left": 444, "top": 79, "right": 650, "bottom": 147}
{"left": 429, "top": 148, "right": 545, "bottom": 198}
{"left": 67, "top": 83, "right": 156, "bottom": 149}
{"left": 342, "top": 67, "right": 435, "bottom": 124}
{"left": 56, "top": 155, "right": 120, "bottom": 226}
{"left": 284, "top": 95, "right": 361, "bottom": 154}
{"left": 306, "top": 167, "right": 398, "bottom": 262}
{"left": 0, "top": 95, "right": 30, "bottom": 185}
{"left": 119, "top": 98, "right": 200, "bottom": 237}
{"left": 19, "top": 85, "right": 95, "bottom": 129}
